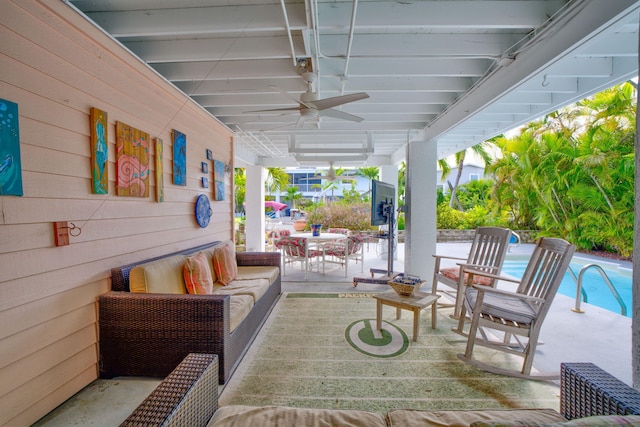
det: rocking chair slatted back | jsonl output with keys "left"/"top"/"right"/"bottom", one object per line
{"left": 432, "top": 226, "right": 513, "bottom": 318}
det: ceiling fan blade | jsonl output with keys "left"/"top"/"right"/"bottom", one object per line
{"left": 320, "top": 108, "right": 365, "bottom": 123}
{"left": 244, "top": 107, "right": 301, "bottom": 113}
{"left": 269, "top": 84, "right": 305, "bottom": 106}
{"left": 311, "top": 92, "right": 369, "bottom": 111}
{"left": 295, "top": 115, "right": 307, "bottom": 128}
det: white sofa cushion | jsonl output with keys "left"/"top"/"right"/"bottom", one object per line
{"left": 236, "top": 266, "right": 280, "bottom": 284}
{"left": 129, "top": 255, "right": 187, "bottom": 294}
{"left": 229, "top": 295, "right": 254, "bottom": 332}
{"left": 386, "top": 408, "right": 567, "bottom": 427}
{"left": 212, "top": 278, "right": 270, "bottom": 304}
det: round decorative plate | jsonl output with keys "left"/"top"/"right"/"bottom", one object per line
{"left": 195, "top": 194, "right": 212, "bottom": 228}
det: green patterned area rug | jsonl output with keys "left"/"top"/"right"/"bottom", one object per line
{"left": 219, "top": 293, "right": 560, "bottom": 414}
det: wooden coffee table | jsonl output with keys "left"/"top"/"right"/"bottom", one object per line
{"left": 373, "top": 290, "right": 440, "bottom": 342}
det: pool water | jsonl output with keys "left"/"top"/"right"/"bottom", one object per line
{"left": 501, "top": 256, "right": 632, "bottom": 317}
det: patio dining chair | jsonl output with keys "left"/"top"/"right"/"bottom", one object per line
{"left": 274, "top": 236, "right": 323, "bottom": 279}
{"left": 455, "top": 237, "right": 575, "bottom": 380}
{"left": 431, "top": 226, "right": 512, "bottom": 319}
{"left": 324, "top": 234, "right": 366, "bottom": 276}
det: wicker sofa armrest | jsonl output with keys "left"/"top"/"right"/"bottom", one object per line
{"left": 561, "top": 363, "right": 640, "bottom": 419}
{"left": 99, "top": 292, "right": 229, "bottom": 379}
{"left": 120, "top": 353, "right": 218, "bottom": 427}
{"left": 236, "top": 251, "right": 281, "bottom": 268}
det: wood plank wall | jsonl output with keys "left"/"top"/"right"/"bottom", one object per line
{"left": 0, "top": 1, "right": 235, "bottom": 424}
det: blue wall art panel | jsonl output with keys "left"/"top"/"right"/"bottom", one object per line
{"left": 0, "top": 99, "right": 23, "bottom": 196}
{"left": 172, "top": 129, "right": 187, "bottom": 186}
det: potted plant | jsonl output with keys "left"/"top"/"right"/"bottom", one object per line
{"left": 293, "top": 218, "right": 307, "bottom": 231}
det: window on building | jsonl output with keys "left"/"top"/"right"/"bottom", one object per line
{"left": 469, "top": 173, "right": 479, "bottom": 181}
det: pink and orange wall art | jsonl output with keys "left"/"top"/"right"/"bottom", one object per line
{"left": 115, "top": 121, "right": 150, "bottom": 197}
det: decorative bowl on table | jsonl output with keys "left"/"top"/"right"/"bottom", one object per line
{"left": 388, "top": 274, "right": 424, "bottom": 297}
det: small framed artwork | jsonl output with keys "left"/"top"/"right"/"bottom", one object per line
{"left": 172, "top": 129, "right": 186, "bottom": 186}
{"left": 201, "top": 177, "right": 209, "bottom": 188}
{"left": 201, "top": 161, "right": 208, "bottom": 174}
{"left": 206, "top": 149, "right": 213, "bottom": 161}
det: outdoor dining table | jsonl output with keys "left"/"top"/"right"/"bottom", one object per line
{"left": 290, "top": 232, "right": 349, "bottom": 277}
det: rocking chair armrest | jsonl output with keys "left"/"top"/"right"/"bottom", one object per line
{"left": 433, "top": 254, "right": 467, "bottom": 262}
{"left": 462, "top": 267, "right": 520, "bottom": 284}
{"left": 470, "top": 284, "right": 545, "bottom": 304}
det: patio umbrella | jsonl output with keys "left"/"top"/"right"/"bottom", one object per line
{"left": 265, "top": 200, "right": 287, "bottom": 211}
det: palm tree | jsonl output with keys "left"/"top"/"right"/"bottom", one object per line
{"left": 322, "top": 180, "right": 339, "bottom": 201}
{"left": 282, "top": 186, "right": 304, "bottom": 209}
{"left": 233, "top": 168, "right": 246, "bottom": 214}
{"left": 265, "top": 167, "right": 290, "bottom": 195}
{"left": 356, "top": 166, "right": 379, "bottom": 194}
{"left": 448, "top": 141, "right": 494, "bottom": 209}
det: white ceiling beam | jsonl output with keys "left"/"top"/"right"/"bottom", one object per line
{"left": 82, "top": 4, "right": 307, "bottom": 38}
{"left": 209, "top": 104, "right": 443, "bottom": 116}
{"left": 315, "top": 1, "right": 564, "bottom": 30}
{"left": 543, "top": 57, "right": 613, "bottom": 78}
{"left": 320, "top": 33, "right": 520, "bottom": 57}
{"left": 318, "top": 76, "right": 472, "bottom": 92}
{"left": 319, "top": 58, "right": 491, "bottom": 77}
{"left": 124, "top": 36, "right": 306, "bottom": 62}
{"left": 180, "top": 75, "right": 472, "bottom": 95}
{"left": 575, "top": 33, "right": 639, "bottom": 57}
{"left": 193, "top": 91, "right": 457, "bottom": 107}
{"left": 151, "top": 59, "right": 299, "bottom": 81}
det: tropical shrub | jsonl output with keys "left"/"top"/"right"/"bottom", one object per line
{"left": 437, "top": 203, "right": 465, "bottom": 229}
{"left": 306, "top": 202, "right": 376, "bottom": 231}
{"left": 456, "top": 179, "right": 493, "bottom": 210}
{"left": 488, "top": 83, "right": 635, "bottom": 256}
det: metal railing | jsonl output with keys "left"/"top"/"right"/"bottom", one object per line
{"left": 567, "top": 264, "right": 627, "bottom": 316}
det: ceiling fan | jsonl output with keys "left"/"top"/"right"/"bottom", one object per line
{"left": 247, "top": 72, "right": 369, "bottom": 130}
{"left": 300, "top": 162, "right": 357, "bottom": 182}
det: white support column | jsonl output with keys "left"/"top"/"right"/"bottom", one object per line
{"left": 245, "top": 165, "right": 266, "bottom": 252}
{"left": 380, "top": 164, "right": 399, "bottom": 259}
{"left": 405, "top": 140, "right": 437, "bottom": 283}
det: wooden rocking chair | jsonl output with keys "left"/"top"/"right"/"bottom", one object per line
{"left": 455, "top": 237, "right": 576, "bottom": 380}
{"left": 431, "top": 226, "right": 513, "bottom": 318}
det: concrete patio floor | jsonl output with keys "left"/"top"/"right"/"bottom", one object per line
{"left": 34, "top": 240, "right": 633, "bottom": 426}
{"left": 281, "top": 240, "right": 632, "bottom": 385}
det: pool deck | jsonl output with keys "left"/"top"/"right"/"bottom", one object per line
{"left": 282, "top": 241, "right": 633, "bottom": 385}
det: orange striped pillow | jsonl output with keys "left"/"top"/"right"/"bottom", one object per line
{"left": 184, "top": 251, "right": 214, "bottom": 294}
{"left": 212, "top": 244, "right": 238, "bottom": 285}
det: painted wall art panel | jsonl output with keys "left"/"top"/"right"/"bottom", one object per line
{"left": 115, "top": 121, "right": 150, "bottom": 197}
{"left": 172, "top": 129, "right": 186, "bottom": 186}
{"left": 155, "top": 137, "right": 164, "bottom": 202}
{"left": 90, "top": 107, "right": 109, "bottom": 194}
{"left": 0, "top": 98, "right": 23, "bottom": 196}
{"left": 213, "top": 159, "right": 225, "bottom": 201}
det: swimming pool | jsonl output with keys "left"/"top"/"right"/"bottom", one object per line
{"left": 501, "top": 255, "right": 632, "bottom": 317}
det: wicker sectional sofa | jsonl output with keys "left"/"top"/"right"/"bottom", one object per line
{"left": 121, "top": 354, "right": 640, "bottom": 426}
{"left": 98, "top": 241, "right": 281, "bottom": 384}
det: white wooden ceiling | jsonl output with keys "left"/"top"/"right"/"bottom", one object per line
{"left": 68, "top": 0, "right": 639, "bottom": 168}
